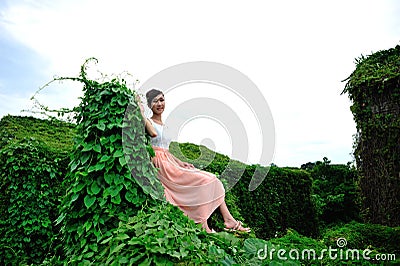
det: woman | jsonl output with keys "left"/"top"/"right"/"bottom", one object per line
{"left": 141, "top": 88, "right": 250, "bottom": 233}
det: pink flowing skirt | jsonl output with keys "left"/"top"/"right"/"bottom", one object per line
{"left": 152, "top": 147, "right": 225, "bottom": 223}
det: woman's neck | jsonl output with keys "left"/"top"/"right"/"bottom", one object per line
{"left": 151, "top": 114, "right": 163, "bottom": 125}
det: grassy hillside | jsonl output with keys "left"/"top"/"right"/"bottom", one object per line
{"left": 0, "top": 115, "right": 75, "bottom": 152}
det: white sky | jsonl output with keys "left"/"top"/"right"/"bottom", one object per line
{"left": 0, "top": 0, "right": 399, "bottom": 167}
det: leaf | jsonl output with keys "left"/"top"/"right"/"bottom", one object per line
{"left": 104, "top": 173, "right": 113, "bottom": 185}
{"left": 93, "top": 144, "right": 101, "bottom": 153}
{"left": 84, "top": 195, "right": 96, "bottom": 208}
{"left": 80, "top": 152, "right": 91, "bottom": 165}
{"left": 139, "top": 258, "right": 152, "bottom": 266}
{"left": 110, "top": 243, "right": 126, "bottom": 255}
{"left": 70, "top": 193, "right": 79, "bottom": 203}
{"left": 99, "top": 155, "right": 111, "bottom": 163}
{"left": 95, "top": 162, "right": 105, "bottom": 171}
{"left": 125, "top": 190, "right": 138, "bottom": 204}
{"left": 113, "top": 150, "right": 124, "bottom": 157}
{"left": 70, "top": 160, "right": 79, "bottom": 171}
{"left": 100, "top": 236, "right": 113, "bottom": 244}
{"left": 115, "top": 233, "right": 130, "bottom": 241}
{"left": 91, "top": 182, "right": 101, "bottom": 195}
{"left": 55, "top": 213, "right": 66, "bottom": 225}
{"left": 96, "top": 122, "right": 106, "bottom": 131}
{"left": 73, "top": 182, "right": 85, "bottom": 193}
{"left": 119, "top": 257, "right": 129, "bottom": 264}
{"left": 129, "top": 253, "right": 146, "bottom": 265}
{"left": 83, "top": 252, "right": 94, "bottom": 259}
{"left": 110, "top": 134, "right": 120, "bottom": 143}
{"left": 84, "top": 220, "right": 93, "bottom": 232}
{"left": 82, "top": 143, "right": 93, "bottom": 152}
{"left": 111, "top": 194, "right": 121, "bottom": 204}
{"left": 100, "top": 136, "right": 109, "bottom": 145}
{"left": 119, "top": 157, "right": 127, "bottom": 167}
{"left": 117, "top": 98, "right": 128, "bottom": 106}
{"left": 114, "top": 174, "right": 124, "bottom": 185}
{"left": 88, "top": 165, "right": 97, "bottom": 173}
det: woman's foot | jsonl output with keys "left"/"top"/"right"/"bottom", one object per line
{"left": 224, "top": 220, "right": 251, "bottom": 233}
{"left": 201, "top": 221, "right": 216, "bottom": 233}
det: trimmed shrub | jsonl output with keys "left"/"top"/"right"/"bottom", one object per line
{"left": 234, "top": 165, "right": 319, "bottom": 239}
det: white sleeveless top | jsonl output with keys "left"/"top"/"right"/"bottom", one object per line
{"left": 149, "top": 118, "right": 171, "bottom": 149}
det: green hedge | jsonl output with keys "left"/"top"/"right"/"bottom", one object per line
{"left": 234, "top": 165, "right": 319, "bottom": 239}
{"left": 170, "top": 142, "right": 320, "bottom": 239}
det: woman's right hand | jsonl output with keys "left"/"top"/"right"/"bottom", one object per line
{"left": 135, "top": 94, "right": 145, "bottom": 117}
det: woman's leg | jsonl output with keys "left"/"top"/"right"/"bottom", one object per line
{"left": 201, "top": 220, "right": 212, "bottom": 233}
{"left": 201, "top": 201, "right": 247, "bottom": 233}
{"left": 218, "top": 201, "right": 235, "bottom": 222}
{"left": 219, "top": 201, "right": 250, "bottom": 232}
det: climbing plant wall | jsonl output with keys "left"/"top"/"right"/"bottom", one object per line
{"left": 342, "top": 45, "right": 400, "bottom": 226}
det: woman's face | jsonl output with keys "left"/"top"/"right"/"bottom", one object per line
{"left": 151, "top": 94, "right": 165, "bottom": 115}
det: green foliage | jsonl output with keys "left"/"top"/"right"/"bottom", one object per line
{"left": 303, "top": 157, "right": 361, "bottom": 226}
{"left": 342, "top": 44, "right": 400, "bottom": 226}
{"left": 0, "top": 115, "right": 74, "bottom": 264}
{"left": 95, "top": 203, "right": 240, "bottom": 265}
{"left": 0, "top": 137, "right": 70, "bottom": 264}
{"left": 323, "top": 221, "right": 400, "bottom": 256}
{"left": 248, "top": 223, "right": 400, "bottom": 265}
{"left": 53, "top": 58, "right": 165, "bottom": 263}
{"left": 237, "top": 166, "right": 319, "bottom": 239}
{"left": 323, "top": 221, "right": 400, "bottom": 265}
{"left": 3, "top": 57, "right": 399, "bottom": 264}
{"left": 342, "top": 45, "right": 400, "bottom": 96}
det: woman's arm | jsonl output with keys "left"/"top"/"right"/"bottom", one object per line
{"left": 144, "top": 118, "right": 157, "bottom": 137}
{"left": 137, "top": 95, "right": 157, "bottom": 137}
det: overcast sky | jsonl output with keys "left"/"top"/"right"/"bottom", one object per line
{"left": 0, "top": 0, "right": 399, "bottom": 167}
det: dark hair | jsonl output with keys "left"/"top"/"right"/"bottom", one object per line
{"left": 146, "top": 89, "right": 164, "bottom": 108}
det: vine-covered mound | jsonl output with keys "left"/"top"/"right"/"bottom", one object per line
{"left": 342, "top": 44, "right": 400, "bottom": 226}
{"left": 0, "top": 115, "right": 74, "bottom": 264}
{"left": 54, "top": 59, "right": 235, "bottom": 264}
